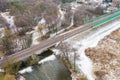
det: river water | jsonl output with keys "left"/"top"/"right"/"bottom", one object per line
{"left": 1, "top": 9, "right": 120, "bottom": 80}
{"left": 20, "top": 55, "right": 71, "bottom": 80}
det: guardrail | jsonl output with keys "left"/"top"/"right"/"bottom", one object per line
{"left": 84, "top": 8, "right": 120, "bottom": 25}
{"left": 93, "top": 11, "right": 120, "bottom": 28}
{"left": 1, "top": 9, "right": 120, "bottom": 67}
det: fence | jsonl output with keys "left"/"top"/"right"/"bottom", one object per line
{"left": 84, "top": 8, "right": 120, "bottom": 25}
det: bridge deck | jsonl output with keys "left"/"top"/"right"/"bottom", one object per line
{"left": 0, "top": 9, "right": 120, "bottom": 67}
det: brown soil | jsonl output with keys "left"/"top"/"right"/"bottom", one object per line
{"left": 85, "top": 28, "right": 120, "bottom": 80}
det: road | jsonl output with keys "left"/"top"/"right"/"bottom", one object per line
{"left": 0, "top": 10, "right": 120, "bottom": 67}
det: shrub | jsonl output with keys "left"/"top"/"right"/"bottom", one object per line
{"left": 27, "top": 54, "right": 40, "bottom": 66}
{"left": 9, "top": 0, "right": 26, "bottom": 12}
{"left": 3, "top": 59, "right": 22, "bottom": 74}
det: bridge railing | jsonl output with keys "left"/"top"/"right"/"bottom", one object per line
{"left": 93, "top": 12, "right": 120, "bottom": 28}
{"left": 84, "top": 8, "right": 120, "bottom": 25}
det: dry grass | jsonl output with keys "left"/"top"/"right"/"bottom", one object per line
{"left": 0, "top": 73, "right": 16, "bottom": 80}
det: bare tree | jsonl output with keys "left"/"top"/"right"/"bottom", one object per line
{"left": 72, "top": 48, "right": 79, "bottom": 72}
{"left": 74, "top": 6, "right": 94, "bottom": 26}
{"left": 0, "top": 29, "right": 14, "bottom": 55}
{"left": 0, "top": 16, "right": 9, "bottom": 29}
{"left": 56, "top": 42, "right": 71, "bottom": 59}
{"left": 56, "top": 42, "right": 80, "bottom": 72}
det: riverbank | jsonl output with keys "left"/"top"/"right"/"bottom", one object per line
{"left": 19, "top": 54, "right": 71, "bottom": 80}
{"left": 53, "top": 20, "right": 120, "bottom": 80}
{"left": 86, "top": 28, "right": 120, "bottom": 80}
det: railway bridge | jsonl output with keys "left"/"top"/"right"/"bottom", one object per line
{"left": 0, "top": 9, "right": 120, "bottom": 66}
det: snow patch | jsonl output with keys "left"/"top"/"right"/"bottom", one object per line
{"left": 18, "top": 76, "right": 25, "bottom": 80}
{"left": 38, "top": 55, "right": 56, "bottom": 64}
{"left": 19, "top": 66, "right": 33, "bottom": 74}
{"left": 38, "top": 18, "right": 46, "bottom": 25}
{"left": 80, "top": 20, "right": 120, "bottom": 48}
{"left": 50, "top": 29, "right": 65, "bottom": 38}
{"left": 0, "top": 12, "right": 17, "bottom": 33}
{"left": 31, "top": 31, "right": 41, "bottom": 46}
{"left": 0, "top": 69, "right": 4, "bottom": 72}
{"left": 52, "top": 49, "right": 62, "bottom": 55}
{"left": 31, "top": 18, "right": 48, "bottom": 46}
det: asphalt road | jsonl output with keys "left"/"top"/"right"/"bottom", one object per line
{"left": 0, "top": 10, "right": 120, "bottom": 67}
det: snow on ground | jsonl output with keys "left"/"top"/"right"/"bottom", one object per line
{"left": 49, "top": 5, "right": 67, "bottom": 38}
{"left": 0, "top": 12, "right": 17, "bottom": 33}
{"left": 0, "top": 69, "right": 4, "bottom": 72}
{"left": 31, "top": 18, "right": 47, "bottom": 46}
{"left": 19, "top": 66, "right": 33, "bottom": 74}
{"left": 52, "top": 49, "right": 61, "bottom": 55}
{"left": 41, "top": 29, "right": 48, "bottom": 35}
{"left": 79, "top": 21, "right": 120, "bottom": 48}
{"left": 38, "top": 55, "right": 56, "bottom": 64}
{"left": 38, "top": 18, "right": 46, "bottom": 25}
{"left": 18, "top": 76, "right": 25, "bottom": 80}
{"left": 50, "top": 3, "right": 79, "bottom": 38}
{"left": 58, "top": 5, "right": 65, "bottom": 20}
{"left": 53, "top": 20, "right": 120, "bottom": 80}
{"left": 66, "top": 2, "right": 80, "bottom": 29}
{"left": 31, "top": 31, "right": 40, "bottom": 45}
{"left": 70, "top": 20, "right": 120, "bottom": 80}
{"left": 50, "top": 29, "right": 65, "bottom": 38}
{"left": 74, "top": 45, "right": 94, "bottom": 80}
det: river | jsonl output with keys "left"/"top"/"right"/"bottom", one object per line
{"left": 19, "top": 54, "right": 72, "bottom": 80}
